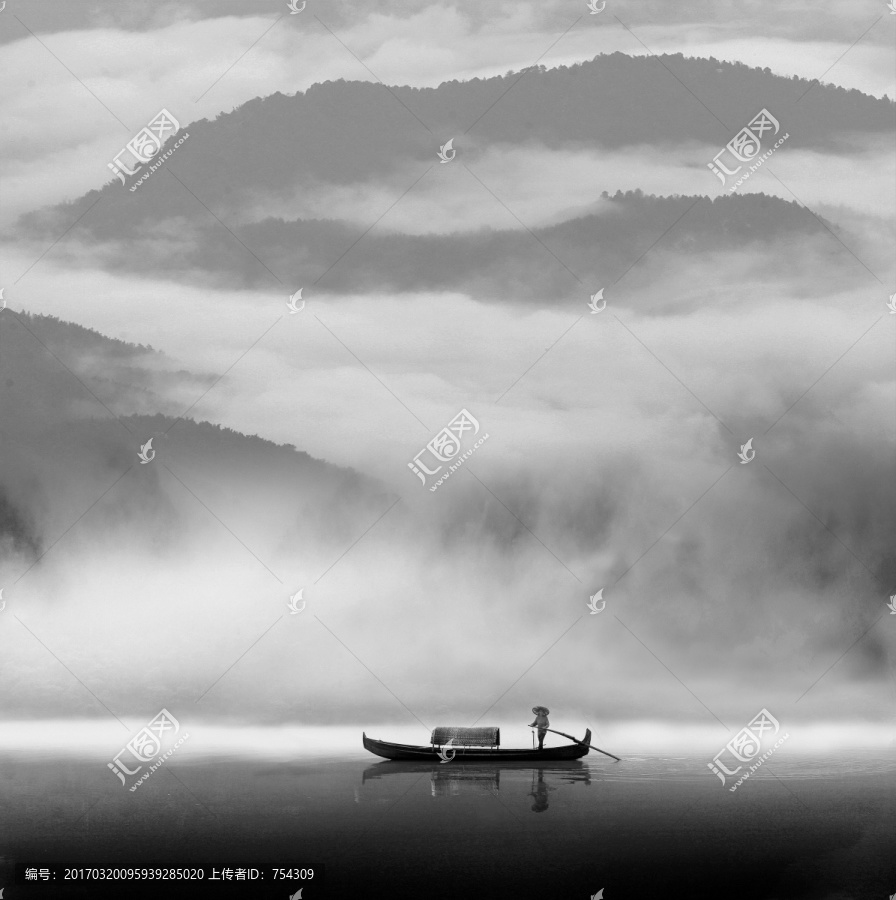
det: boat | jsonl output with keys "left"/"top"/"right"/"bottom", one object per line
{"left": 362, "top": 725, "right": 592, "bottom": 762}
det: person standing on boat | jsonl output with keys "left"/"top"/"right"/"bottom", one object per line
{"left": 530, "top": 706, "right": 550, "bottom": 750}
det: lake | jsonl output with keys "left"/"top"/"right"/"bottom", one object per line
{"left": 1, "top": 738, "right": 893, "bottom": 899}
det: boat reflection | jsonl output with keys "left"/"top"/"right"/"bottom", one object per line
{"left": 361, "top": 761, "right": 593, "bottom": 812}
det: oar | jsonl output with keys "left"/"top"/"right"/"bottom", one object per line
{"left": 543, "top": 727, "right": 621, "bottom": 761}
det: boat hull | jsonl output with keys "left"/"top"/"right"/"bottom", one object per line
{"left": 362, "top": 730, "right": 591, "bottom": 761}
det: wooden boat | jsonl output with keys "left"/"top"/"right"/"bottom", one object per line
{"left": 362, "top": 725, "right": 592, "bottom": 762}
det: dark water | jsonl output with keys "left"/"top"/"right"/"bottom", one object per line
{"left": 2, "top": 750, "right": 894, "bottom": 899}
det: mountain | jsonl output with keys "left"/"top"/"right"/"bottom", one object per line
{"left": 0, "top": 311, "right": 390, "bottom": 577}
{"left": 15, "top": 190, "right": 854, "bottom": 302}
{"left": 19, "top": 52, "right": 892, "bottom": 236}
{"left": 13, "top": 54, "right": 890, "bottom": 306}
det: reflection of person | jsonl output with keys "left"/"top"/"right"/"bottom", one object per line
{"left": 530, "top": 706, "right": 550, "bottom": 750}
{"left": 529, "top": 769, "right": 550, "bottom": 813}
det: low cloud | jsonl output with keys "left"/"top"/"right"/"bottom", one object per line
{"left": 2, "top": 253, "right": 893, "bottom": 728}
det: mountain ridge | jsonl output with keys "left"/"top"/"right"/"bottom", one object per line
{"left": 18, "top": 51, "right": 892, "bottom": 241}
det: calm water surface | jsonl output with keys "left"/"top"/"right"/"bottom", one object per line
{"left": 1, "top": 749, "right": 894, "bottom": 898}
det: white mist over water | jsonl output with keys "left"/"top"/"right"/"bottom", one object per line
{"left": 1, "top": 720, "right": 892, "bottom": 761}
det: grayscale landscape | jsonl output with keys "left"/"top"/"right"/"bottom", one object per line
{"left": 1, "top": 1, "right": 894, "bottom": 897}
